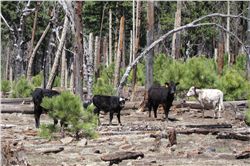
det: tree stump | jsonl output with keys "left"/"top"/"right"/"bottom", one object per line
{"left": 167, "top": 128, "right": 177, "bottom": 146}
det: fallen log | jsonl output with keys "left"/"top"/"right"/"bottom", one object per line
{"left": 235, "top": 151, "right": 250, "bottom": 159}
{"left": 216, "top": 132, "right": 250, "bottom": 141}
{"left": 173, "top": 100, "right": 248, "bottom": 110}
{"left": 185, "top": 123, "right": 232, "bottom": 129}
{"left": 177, "top": 128, "right": 221, "bottom": 135}
{"left": 101, "top": 151, "right": 144, "bottom": 165}
{"left": 1, "top": 97, "right": 32, "bottom": 104}
{"left": 149, "top": 133, "right": 168, "bottom": 139}
{"left": 39, "top": 147, "right": 64, "bottom": 154}
{"left": 1, "top": 104, "right": 34, "bottom": 114}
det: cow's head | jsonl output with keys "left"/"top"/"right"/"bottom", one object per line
{"left": 119, "top": 97, "right": 128, "bottom": 107}
{"left": 165, "top": 81, "right": 179, "bottom": 94}
{"left": 186, "top": 86, "right": 196, "bottom": 97}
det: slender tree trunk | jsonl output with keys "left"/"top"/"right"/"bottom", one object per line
{"left": 122, "top": 24, "right": 126, "bottom": 68}
{"left": 46, "top": 15, "right": 69, "bottom": 89}
{"left": 60, "top": 45, "right": 66, "bottom": 88}
{"left": 114, "top": 15, "right": 119, "bottom": 63}
{"left": 73, "top": 1, "right": 84, "bottom": 101}
{"left": 129, "top": 30, "right": 133, "bottom": 64}
{"left": 246, "top": 1, "right": 250, "bottom": 80}
{"left": 103, "top": 36, "right": 108, "bottom": 66}
{"left": 28, "top": 2, "right": 39, "bottom": 62}
{"left": 109, "top": 9, "right": 112, "bottom": 66}
{"left": 217, "top": 30, "right": 224, "bottom": 76}
{"left": 145, "top": 1, "right": 154, "bottom": 90}
{"left": 171, "top": 1, "right": 182, "bottom": 59}
{"left": 94, "top": 36, "right": 100, "bottom": 78}
{"left": 27, "top": 22, "right": 51, "bottom": 81}
{"left": 70, "top": 63, "right": 74, "bottom": 91}
{"left": 86, "top": 33, "right": 94, "bottom": 99}
{"left": 226, "top": 1, "right": 231, "bottom": 66}
{"left": 5, "top": 42, "right": 10, "bottom": 80}
{"left": 131, "top": 0, "right": 141, "bottom": 99}
{"left": 114, "top": 16, "right": 125, "bottom": 88}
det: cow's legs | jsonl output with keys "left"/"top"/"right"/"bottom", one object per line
{"left": 153, "top": 105, "right": 158, "bottom": 118}
{"left": 199, "top": 102, "right": 205, "bottom": 118}
{"left": 35, "top": 113, "right": 40, "bottom": 128}
{"left": 148, "top": 104, "right": 153, "bottom": 117}
{"left": 117, "top": 111, "right": 122, "bottom": 125}
{"left": 34, "top": 107, "right": 42, "bottom": 128}
{"left": 109, "top": 112, "right": 114, "bottom": 125}
{"left": 163, "top": 104, "right": 170, "bottom": 121}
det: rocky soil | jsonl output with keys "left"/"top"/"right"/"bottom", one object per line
{"left": 1, "top": 105, "right": 250, "bottom": 166}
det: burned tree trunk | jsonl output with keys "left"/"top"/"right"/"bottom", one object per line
{"left": 171, "top": 1, "right": 182, "bottom": 59}
{"left": 145, "top": 1, "right": 154, "bottom": 90}
{"left": 114, "top": 16, "right": 125, "bottom": 88}
{"left": 109, "top": 9, "right": 112, "bottom": 66}
{"left": 217, "top": 30, "right": 225, "bottom": 76}
{"left": 73, "top": 1, "right": 84, "bottom": 101}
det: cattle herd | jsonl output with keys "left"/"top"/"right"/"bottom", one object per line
{"left": 32, "top": 81, "right": 225, "bottom": 128}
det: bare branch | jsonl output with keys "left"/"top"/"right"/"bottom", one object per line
{"left": 0, "top": 14, "right": 14, "bottom": 32}
{"left": 117, "top": 13, "right": 250, "bottom": 95}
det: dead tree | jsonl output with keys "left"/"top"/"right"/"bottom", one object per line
{"left": 86, "top": 33, "right": 94, "bottom": 100}
{"left": 46, "top": 15, "right": 69, "bottom": 89}
{"left": 246, "top": 1, "right": 250, "bottom": 80}
{"left": 109, "top": 9, "right": 112, "bottom": 65}
{"left": 114, "top": 16, "right": 125, "bottom": 88}
{"left": 145, "top": 1, "right": 154, "bottom": 90}
{"left": 171, "top": 1, "right": 182, "bottom": 59}
{"left": 117, "top": 13, "right": 250, "bottom": 94}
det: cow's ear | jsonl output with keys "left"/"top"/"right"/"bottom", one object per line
{"left": 176, "top": 82, "right": 179, "bottom": 86}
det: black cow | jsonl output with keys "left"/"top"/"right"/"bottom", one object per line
{"left": 147, "top": 81, "right": 179, "bottom": 120}
{"left": 32, "top": 88, "right": 60, "bottom": 128}
{"left": 92, "top": 95, "right": 127, "bottom": 125}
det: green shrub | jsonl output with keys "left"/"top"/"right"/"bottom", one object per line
{"left": 32, "top": 73, "right": 43, "bottom": 87}
{"left": 1, "top": 79, "right": 11, "bottom": 94}
{"left": 11, "top": 76, "right": 34, "bottom": 98}
{"left": 216, "top": 69, "right": 250, "bottom": 100}
{"left": 38, "top": 124, "right": 59, "bottom": 140}
{"left": 181, "top": 57, "right": 217, "bottom": 90}
{"left": 41, "top": 91, "right": 98, "bottom": 139}
{"left": 93, "top": 78, "right": 115, "bottom": 95}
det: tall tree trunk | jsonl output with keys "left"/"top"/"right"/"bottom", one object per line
{"left": 86, "top": 33, "right": 94, "bottom": 100}
{"left": 131, "top": 0, "right": 141, "bottom": 99}
{"left": 226, "top": 1, "right": 231, "bottom": 66}
{"left": 103, "top": 36, "right": 108, "bottom": 66}
{"left": 27, "top": 2, "right": 39, "bottom": 63}
{"left": 46, "top": 15, "right": 69, "bottom": 89}
{"left": 129, "top": 30, "right": 133, "bottom": 64}
{"left": 5, "top": 42, "right": 10, "bottom": 80}
{"left": 121, "top": 23, "right": 126, "bottom": 68}
{"left": 60, "top": 45, "right": 66, "bottom": 88}
{"left": 109, "top": 9, "right": 112, "bottom": 66}
{"left": 217, "top": 30, "right": 224, "bottom": 76}
{"left": 73, "top": 1, "right": 84, "bottom": 101}
{"left": 171, "top": 1, "right": 182, "bottom": 59}
{"left": 145, "top": 1, "right": 154, "bottom": 90}
{"left": 27, "top": 22, "right": 51, "bottom": 81}
{"left": 94, "top": 36, "right": 100, "bottom": 78}
{"left": 114, "top": 16, "right": 125, "bottom": 88}
{"left": 246, "top": 1, "right": 250, "bottom": 80}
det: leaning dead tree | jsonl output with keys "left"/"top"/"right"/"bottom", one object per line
{"left": 117, "top": 13, "right": 250, "bottom": 95}
{"left": 46, "top": 15, "right": 69, "bottom": 89}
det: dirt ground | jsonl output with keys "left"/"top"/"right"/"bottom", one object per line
{"left": 1, "top": 106, "right": 250, "bottom": 166}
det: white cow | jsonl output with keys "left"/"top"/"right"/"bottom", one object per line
{"left": 186, "top": 86, "right": 224, "bottom": 118}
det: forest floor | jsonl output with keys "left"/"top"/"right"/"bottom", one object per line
{"left": 1, "top": 104, "right": 250, "bottom": 166}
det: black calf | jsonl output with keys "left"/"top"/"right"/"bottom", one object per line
{"left": 32, "top": 88, "right": 60, "bottom": 128}
{"left": 92, "top": 95, "right": 127, "bottom": 125}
